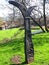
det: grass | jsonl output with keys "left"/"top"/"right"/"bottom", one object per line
{"left": 0, "top": 28, "right": 19, "bottom": 41}
{"left": 0, "top": 28, "right": 49, "bottom": 65}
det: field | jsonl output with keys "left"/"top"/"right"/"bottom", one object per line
{"left": 0, "top": 28, "right": 49, "bottom": 65}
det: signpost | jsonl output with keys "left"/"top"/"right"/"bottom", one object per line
{"left": 9, "top": 1, "right": 35, "bottom": 64}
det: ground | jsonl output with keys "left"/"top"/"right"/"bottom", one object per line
{"left": 0, "top": 28, "right": 49, "bottom": 65}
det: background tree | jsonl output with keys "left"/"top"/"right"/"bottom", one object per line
{"left": 43, "top": 0, "right": 49, "bottom": 32}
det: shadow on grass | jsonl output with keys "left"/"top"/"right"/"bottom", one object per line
{"left": 0, "top": 37, "right": 24, "bottom": 46}
{"left": 10, "top": 62, "right": 26, "bottom": 65}
{"left": 0, "top": 38, "right": 24, "bottom": 52}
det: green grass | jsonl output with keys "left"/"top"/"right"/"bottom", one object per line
{"left": 0, "top": 28, "right": 19, "bottom": 41}
{"left": 0, "top": 28, "right": 49, "bottom": 65}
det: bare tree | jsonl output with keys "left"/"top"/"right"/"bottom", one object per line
{"left": 43, "top": 0, "right": 49, "bottom": 32}
{"left": 7, "top": 0, "right": 48, "bottom": 32}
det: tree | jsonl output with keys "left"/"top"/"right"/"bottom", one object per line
{"left": 43, "top": 0, "right": 49, "bottom": 32}
{"left": 9, "top": 0, "right": 35, "bottom": 64}
{"left": 30, "top": 7, "right": 45, "bottom": 32}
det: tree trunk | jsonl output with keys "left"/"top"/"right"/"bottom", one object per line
{"left": 24, "top": 17, "right": 34, "bottom": 63}
{"left": 43, "top": 0, "right": 49, "bottom": 32}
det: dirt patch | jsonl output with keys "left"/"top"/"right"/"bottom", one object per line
{"left": 2, "top": 38, "right": 11, "bottom": 43}
{"left": 0, "top": 38, "right": 11, "bottom": 44}
{"left": 11, "top": 55, "right": 21, "bottom": 64}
